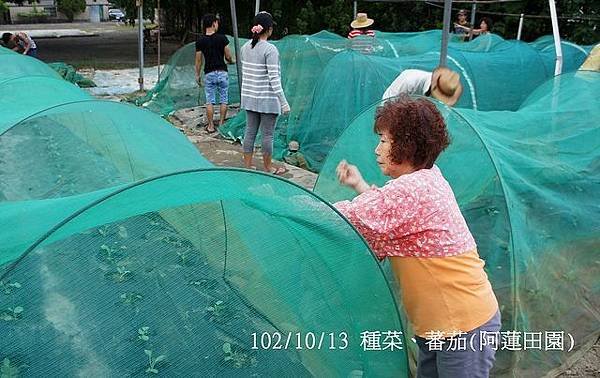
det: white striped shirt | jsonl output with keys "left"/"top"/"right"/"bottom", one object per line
{"left": 240, "top": 40, "right": 288, "bottom": 115}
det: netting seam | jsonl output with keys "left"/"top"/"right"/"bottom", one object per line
{"left": 0, "top": 74, "right": 70, "bottom": 87}
{"left": 220, "top": 200, "right": 228, "bottom": 278}
{"left": 449, "top": 108, "right": 518, "bottom": 335}
{"left": 0, "top": 99, "right": 98, "bottom": 137}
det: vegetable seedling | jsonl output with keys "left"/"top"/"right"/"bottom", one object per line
{"left": 0, "top": 306, "right": 23, "bottom": 321}
{"left": 176, "top": 249, "right": 195, "bottom": 266}
{"left": 161, "top": 236, "right": 184, "bottom": 248}
{"left": 1, "top": 357, "right": 24, "bottom": 378}
{"left": 98, "top": 225, "right": 110, "bottom": 236}
{"left": 118, "top": 226, "right": 129, "bottom": 239}
{"left": 206, "top": 300, "right": 234, "bottom": 323}
{"left": 120, "top": 292, "right": 143, "bottom": 305}
{"left": 0, "top": 281, "right": 21, "bottom": 295}
{"left": 189, "top": 279, "right": 218, "bottom": 290}
{"left": 108, "top": 266, "right": 132, "bottom": 283}
{"left": 144, "top": 349, "right": 166, "bottom": 374}
{"left": 138, "top": 326, "right": 151, "bottom": 341}
{"left": 222, "top": 343, "right": 257, "bottom": 368}
{"left": 99, "top": 244, "right": 123, "bottom": 263}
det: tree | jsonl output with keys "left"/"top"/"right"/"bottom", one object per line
{"left": 57, "top": 0, "right": 86, "bottom": 22}
{"left": 101, "top": 0, "right": 597, "bottom": 45}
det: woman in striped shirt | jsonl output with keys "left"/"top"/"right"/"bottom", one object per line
{"left": 240, "top": 11, "right": 290, "bottom": 175}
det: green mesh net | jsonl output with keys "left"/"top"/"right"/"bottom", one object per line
{"left": 135, "top": 31, "right": 591, "bottom": 172}
{"left": 1, "top": 43, "right": 411, "bottom": 377}
{"left": 48, "top": 62, "right": 97, "bottom": 88}
{"left": 0, "top": 98, "right": 211, "bottom": 261}
{"left": 0, "top": 169, "right": 409, "bottom": 376}
{"left": 314, "top": 70, "right": 600, "bottom": 377}
{"left": 134, "top": 36, "right": 242, "bottom": 115}
{"left": 1, "top": 52, "right": 211, "bottom": 266}
{"left": 0, "top": 77, "right": 92, "bottom": 134}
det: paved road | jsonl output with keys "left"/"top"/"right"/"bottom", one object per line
{"left": 7, "top": 22, "right": 182, "bottom": 69}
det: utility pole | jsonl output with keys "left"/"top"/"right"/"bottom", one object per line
{"left": 439, "top": 0, "right": 452, "bottom": 67}
{"left": 548, "top": 0, "right": 563, "bottom": 75}
{"left": 157, "top": 0, "right": 161, "bottom": 82}
{"left": 230, "top": 0, "right": 243, "bottom": 99}
{"left": 469, "top": 2, "right": 476, "bottom": 41}
{"left": 137, "top": 0, "right": 144, "bottom": 91}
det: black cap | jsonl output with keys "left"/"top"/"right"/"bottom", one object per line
{"left": 254, "top": 11, "right": 275, "bottom": 29}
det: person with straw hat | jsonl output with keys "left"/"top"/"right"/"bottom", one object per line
{"left": 348, "top": 13, "right": 375, "bottom": 39}
{"left": 381, "top": 67, "right": 463, "bottom": 107}
{"left": 348, "top": 13, "right": 376, "bottom": 54}
{"left": 453, "top": 9, "right": 472, "bottom": 41}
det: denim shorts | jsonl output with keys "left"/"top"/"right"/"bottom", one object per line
{"left": 204, "top": 70, "right": 228, "bottom": 105}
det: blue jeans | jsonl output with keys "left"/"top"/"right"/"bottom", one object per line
{"left": 204, "top": 70, "right": 228, "bottom": 105}
{"left": 416, "top": 311, "right": 501, "bottom": 378}
{"left": 26, "top": 48, "right": 38, "bottom": 58}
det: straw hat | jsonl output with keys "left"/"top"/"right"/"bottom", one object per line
{"left": 351, "top": 13, "right": 374, "bottom": 29}
{"left": 288, "top": 140, "right": 300, "bottom": 151}
{"left": 579, "top": 44, "right": 600, "bottom": 72}
{"left": 430, "top": 67, "right": 463, "bottom": 106}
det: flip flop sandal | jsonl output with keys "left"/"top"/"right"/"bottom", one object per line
{"left": 205, "top": 126, "right": 217, "bottom": 134}
{"left": 271, "top": 166, "right": 288, "bottom": 176}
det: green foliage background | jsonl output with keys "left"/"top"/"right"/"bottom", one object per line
{"left": 117, "top": 0, "right": 598, "bottom": 44}
{"left": 57, "top": 0, "right": 86, "bottom": 22}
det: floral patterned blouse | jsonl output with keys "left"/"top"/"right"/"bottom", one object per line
{"left": 335, "top": 165, "right": 476, "bottom": 260}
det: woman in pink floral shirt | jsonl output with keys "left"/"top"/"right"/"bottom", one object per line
{"left": 335, "top": 96, "right": 500, "bottom": 378}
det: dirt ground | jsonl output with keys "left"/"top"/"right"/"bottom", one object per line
{"left": 30, "top": 22, "right": 181, "bottom": 69}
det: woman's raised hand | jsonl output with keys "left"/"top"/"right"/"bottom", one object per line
{"left": 336, "top": 160, "right": 369, "bottom": 193}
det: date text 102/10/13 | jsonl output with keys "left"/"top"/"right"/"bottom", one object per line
{"left": 251, "top": 332, "right": 349, "bottom": 350}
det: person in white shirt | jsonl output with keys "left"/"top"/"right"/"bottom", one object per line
{"left": 382, "top": 67, "right": 463, "bottom": 106}
{"left": 2, "top": 32, "right": 38, "bottom": 58}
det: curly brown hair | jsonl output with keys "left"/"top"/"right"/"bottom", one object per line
{"left": 374, "top": 96, "right": 450, "bottom": 169}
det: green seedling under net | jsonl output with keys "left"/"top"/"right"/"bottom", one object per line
{"left": 144, "top": 349, "right": 166, "bottom": 374}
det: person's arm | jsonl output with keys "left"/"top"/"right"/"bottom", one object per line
{"left": 195, "top": 51, "right": 203, "bottom": 85}
{"left": 336, "top": 160, "right": 371, "bottom": 194}
{"left": 265, "top": 45, "right": 289, "bottom": 113}
{"left": 17, "top": 33, "right": 30, "bottom": 55}
{"left": 469, "top": 28, "right": 482, "bottom": 36}
{"left": 453, "top": 23, "right": 470, "bottom": 31}
{"left": 224, "top": 45, "right": 235, "bottom": 64}
{"left": 334, "top": 178, "right": 414, "bottom": 248}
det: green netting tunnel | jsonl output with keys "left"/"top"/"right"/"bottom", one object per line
{"left": 314, "top": 70, "right": 600, "bottom": 377}
{"left": 0, "top": 168, "right": 410, "bottom": 376}
{"left": 134, "top": 35, "right": 242, "bottom": 115}
{"left": 1, "top": 47, "right": 209, "bottom": 271}
{"left": 1, "top": 46, "right": 412, "bottom": 376}
{"left": 136, "top": 31, "right": 591, "bottom": 172}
